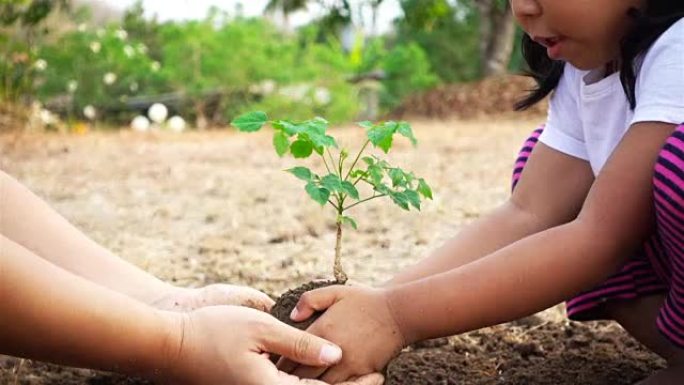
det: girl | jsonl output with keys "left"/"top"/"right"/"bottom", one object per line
{"left": 284, "top": 1, "right": 684, "bottom": 384}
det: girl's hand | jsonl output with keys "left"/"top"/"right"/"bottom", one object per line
{"left": 158, "top": 306, "right": 384, "bottom": 385}
{"left": 151, "top": 284, "right": 275, "bottom": 312}
{"left": 279, "top": 285, "right": 406, "bottom": 383}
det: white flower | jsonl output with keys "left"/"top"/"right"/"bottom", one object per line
{"left": 90, "top": 41, "right": 101, "bottom": 54}
{"left": 279, "top": 84, "right": 309, "bottom": 101}
{"left": 115, "top": 29, "right": 128, "bottom": 40}
{"left": 150, "top": 61, "right": 161, "bottom": 72}
{"left": 168, "top": 116, "right": 186, "bottom": 132}
{"left": 137, "top": 43, "right": 148, "bottom": 54}
{"left": 77, "top": 23, "right": 87, "bottom": 32}
{"left": 67, "top": 80, "right": 78, "bottom": 93}
{"left": 314, "top": 87, "right": 332, "bottom": 105}
{"left": 83, "top": 105, "right": 97, "bottom": 120}
{"left": 33, "top": 59, "right": 47, "bottom": 71}
{"left": 96, "top": 29, "right": 105, "bottom": 38}
{"left": 123, "top": 45, "right": 135, "bottom": 58}
{"left": 129, "top": 82, "right": 139, "bottom": 92}
{"left": 131, "top": 116, "right": 150, "bottom": 132}
{"left": 261, "top": 80, "right": 277, "bottom": 95}
{"left": 39, "top": 109, "right": 58, "bottom": 125}
{"left": 148, "top": 103, "right": 168, "bottom": 124}
{"left": 103, "top": 72, "right": 117, "bottom": 85}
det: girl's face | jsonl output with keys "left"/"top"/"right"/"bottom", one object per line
{"left": 511, "top": 0, "right": 646, "bottom": 70}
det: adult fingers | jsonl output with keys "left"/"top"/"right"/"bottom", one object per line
{"left": 261, "top": 319, "right": 343, "bottom": 367}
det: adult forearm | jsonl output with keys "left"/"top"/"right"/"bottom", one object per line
{"left": 0, "top": 234, "right": 177, "bottom": 376}
{"left": 386, "top": 202, "right": 550, "bottom": 286}
{"left": 386, "top": 221, "right": 626, "bottom": 344}
{"left": 0, "top": 170, "right": 172, "bottom": 304}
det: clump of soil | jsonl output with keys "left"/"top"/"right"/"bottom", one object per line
{"left": 271, "top": 280, "right": 338, "bottom": 330}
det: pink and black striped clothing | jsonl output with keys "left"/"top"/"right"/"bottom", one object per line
{"left": 512, "top": 124, "right": 684, "bottom": 349}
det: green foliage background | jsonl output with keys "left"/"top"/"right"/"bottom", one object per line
{"left": 0, "top": 0, "right": 524, "bottom": 126}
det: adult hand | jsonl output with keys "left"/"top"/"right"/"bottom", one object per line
{"left": 152, "top": 283, "right": 274, "bottom": 312}
{"left": 159, "top": 305, "right": 385, "bottom": 385}
{"left": 278, "top": 285, "right": 406, "bottom": 383}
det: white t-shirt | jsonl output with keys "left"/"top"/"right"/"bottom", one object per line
{"left": 539, "top": 17, "right": 684, "bottom": 175}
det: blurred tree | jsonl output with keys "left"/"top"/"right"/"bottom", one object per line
{"left": 473, "top": 0, "right": 516, "bottom": 76}
{"left": 395, "top": 0, "right": 516, "bottom": 80}
{"left": 1, "top": 0, "right": 70, "bottom": 101}
{"left": 366, "top": 0, "right": 384, "bottom": 36}
{"left": 265, "top": 0, "right": 308, "bottom": 30}
{"left": 122, "top": 0, "right": 162, "bottom": 61}
{"left": 395, "top": 0, "right": 480, "bottom": 83}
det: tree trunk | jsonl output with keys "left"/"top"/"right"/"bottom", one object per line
{"left": 475, "top": 0, "right": 517, "bottom": 77}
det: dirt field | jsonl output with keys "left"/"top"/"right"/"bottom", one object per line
{"left": 0, "top": 118, "right": 665, "bottom": 384}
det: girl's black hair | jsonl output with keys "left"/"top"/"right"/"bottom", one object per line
{"left": 515, "top": 2, "right": 684, "bottom": 111}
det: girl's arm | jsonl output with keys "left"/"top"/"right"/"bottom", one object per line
{"left": 289, "top": 122, "right": 676, "bottom": 383}
{"left": 388, "top": 122, "right": 675, "bottom": 343}
{"left": 0, "top": 170, "right": 173, "bottom": 305}
{"left": 386, "top": 142, "right": 594, "bottom": 286}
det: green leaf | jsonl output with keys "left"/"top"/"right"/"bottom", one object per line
{"left": 291, "top": 139, "right": 314, "bottom": 158}
{"left": 367, "top": 163, "right": 384, "bottom": 184}
{"left": 389, "top": 168, "right": 404, "bottom": 187}
{"left": 273, "top": 132, "right": 290, "bottom": 156}
{"left": 390, "top": 191, "right": 410, "bottom": 210}
{"left": 367, "top": 122, "right": 397, "bottom": 153}
{"left": 340, "top": 215, "right": 358, "bottom": 230}
{"left": 305, "top": 182, "right": 330, "bottom": 206}
{"left": 341, "top": 181, "right": 360, "bottom": 200}
{"left": 272, "top": 120, "right": 305, "bottom": 136}
{"left": 231, "top": 111, "right": 268, "bottom": 132}
{"left": 373, "top": 183, "right": 392, "bottom": 195}
{"left": 286, "top": 167, "right": 314, "bottom": 182}
{"left": 418, "top": 178, "right": 433, "bottom": 200}
{"left": 321, "top": 174, "right": 343, "bottom": 192}
{"left": 404, "top": 190, "right": 421, "bottom": 210}
{"left": 397, "top": 122, "right": 417, "bottom": 146}
{"left": 358, "top": 121, "right": 374, "bottom": 130}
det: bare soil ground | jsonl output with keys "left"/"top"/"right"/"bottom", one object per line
{"left": 0, "top": 118, "right": 665, "bottom": 384}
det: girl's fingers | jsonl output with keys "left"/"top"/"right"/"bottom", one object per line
{"left": 276, "top": 356, "right": 300, "bottom": 373}
{"left": 291, "top": 286, "right": 342, "bottom": 322}
{"left": 291, "top": 364, "right": 328, "bottom": 380}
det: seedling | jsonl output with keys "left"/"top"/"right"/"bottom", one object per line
{"left": 231, "top": 111, "right": 433, "bottom": 283}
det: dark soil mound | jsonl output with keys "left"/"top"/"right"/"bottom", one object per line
{"left": 392, "top": 75, "right": 548, "bottom": 120}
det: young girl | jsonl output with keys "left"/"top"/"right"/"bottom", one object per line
{"left": 284, "top": 1, "right": 684, "bottom": 383}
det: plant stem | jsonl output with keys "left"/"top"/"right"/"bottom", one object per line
{"left": 344, "top": 140, "right": 370, "bottom": 181}
{"left": 333, "top": 220, "right": 348, "bottom": 283}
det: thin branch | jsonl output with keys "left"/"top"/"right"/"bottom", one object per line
{"left": 343, "top": 194, "right": 386, "bottom": 211}
{"left": 321, "top": 153, "right": 333, "bottom": 175}
{"left": 328, "top": 200, "right": 340, "bottom": 211}
{"left": 344, "top": 140, "right": 370, "bottom": 181}
{"left": 326, "top": 148, "right": 338, "bottom": 176}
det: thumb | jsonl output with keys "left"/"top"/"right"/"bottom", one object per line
{"left": 261, "top": 319, "right": 343, "bottom": 367}
{"left": 291, "top": 286, "right": 341, "bottom": 322}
